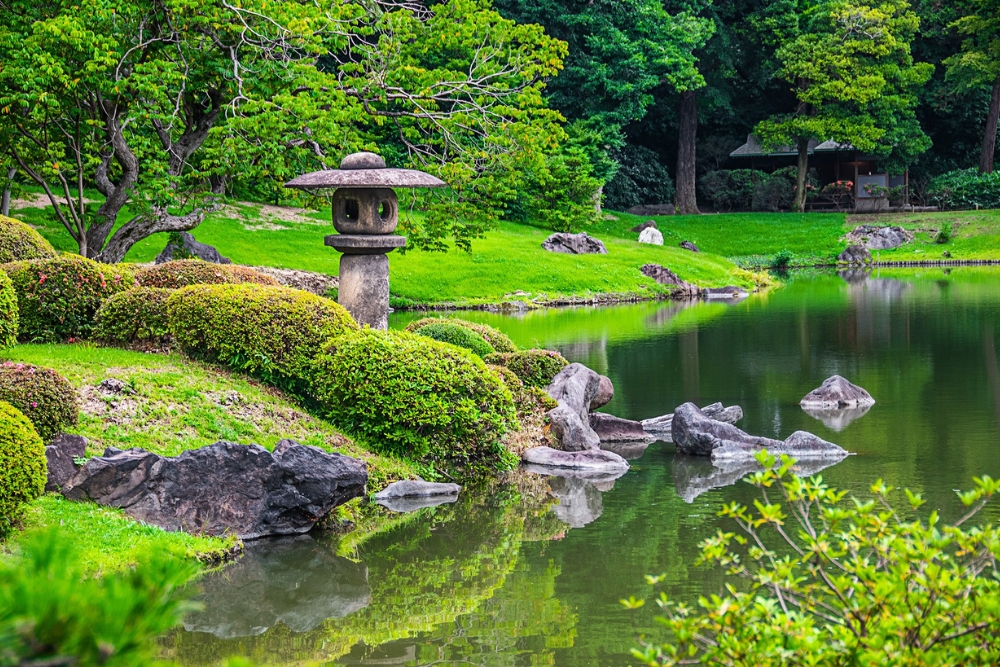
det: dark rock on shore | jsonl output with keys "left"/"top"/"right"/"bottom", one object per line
{"left": 546, "top": 363, "right": 603, "bottom": 451}
{"left": 62, "top": 440, "right": 367, "bottom": 539}
{"left": 156, "top": 232, "right": 232, "bottom": 264}
{"left": 541, "top": 232, "right": 608, "bottom": 255}
{"left": 838, "top": 244, "right": 872, "bottom": 265}
{"left": 631, "top": 220, "right": 658, "bottom": 233}
{"left": 588, "top": 413, "right": 652, "bottom": 442}
{"left": 44, "top": 433, "right": 86, "bottom": 492}
{"left": 800, "top": 375, "right": 875, "bottom": 409}
{"left": 679, "top": 240, "right": 700, "bottom": 252}
{"left": 522, "top": 446, "right": 630, "bottom": 473}
{"left": 373, "top": 479, "right": 461, "bottom": 513}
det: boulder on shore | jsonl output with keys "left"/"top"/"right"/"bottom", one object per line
{"left": 44, "top": 433, "right": 87, "bottom": 493}
{"left": 522, "top": 446, "right": 629, "bottom": 474}
{"left": 62, "top": 439, "right": 367, "bottom": 539}
{"left": 541, "top": 232, "right": 608, "bottom": 255}
{"left": 638, "top": 227, "right": 664, "bottom": 245}
{"left": 588, "top": 413, "right": 653, "bottom": 443}
{"left": 838, "top": 244, "right": 872, "bottom": 265}
{"left": 156, "top": 232, "right": 232, "bottom": 264}
{"left": 845, "top": 225, "right": 913, "bottom": 251}
{"left": 800, "top": 375, "right": 875, "bottom": 409}
{"left": 679, "top": 240, "right": 700, "bottom": 253}
{"left": 546, "top": 363, "right": 603, "bottom": 451}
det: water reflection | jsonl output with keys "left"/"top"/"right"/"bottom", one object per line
{"left": 801, "top": 403, "right": 873, "bottom": 431}
{"left": 673, "top": 455, "right": 846, "bottom": 503}
{"left": 522, "top": 466, "right": 628, "bottom": 528}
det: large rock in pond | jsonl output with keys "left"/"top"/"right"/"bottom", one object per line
{"left": 156, "top": 232, "right": 232, "bottom": 264}
{"left": 541, "top": 232, "right": 608, "bottom": 255}
{"left": 845, "top": 225, "right": 914, "bottom": 251}
{"left": 642, "top": 402, "right": 743, "bottom": 438}
{"left": 373, "top": 479, "right": 461, "bottom": 513}
{"left": 522, "top": 446, "right": 629, "bottom": 474}
{"left": 589, "top": 375, "right": 615, "bottom": 410}
{"left": 62, "top": 440, "right": 367, "bottom": 539}
{"left": 800, "top": 375, "right": 875, "bottom": 409}
{"left": 588, "top": 413, "right": 653, "bottom": 443}
{"left": 838, "top": 244, "right": 872, "bottom": 265}
{"left": 546, "top": 363, "right": 603, "bottom": 451}
{"left": 44, "top": 433, "right": 87, "bottom": 493}
{"left": 638, "top": 227, "right": 664, "bottom": 245}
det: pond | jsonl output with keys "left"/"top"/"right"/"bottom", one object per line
{"left": 162, "top": 267, "right": 1000, "bottom": 666}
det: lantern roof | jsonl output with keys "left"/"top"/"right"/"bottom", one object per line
{"left": 284, "top": 152, "right": 446, "bottom": 190}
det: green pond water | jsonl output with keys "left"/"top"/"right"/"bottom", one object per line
{"left": 164, "top": 268, "right": 1000, "bottom": 666}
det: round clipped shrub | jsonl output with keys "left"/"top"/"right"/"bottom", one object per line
{"left": 405, "top": 317, "right": 517, "bottom": 354}
{"left": 167, "top": 284, "right": 357, "bottom": 393}
{"left": 312, "top": 329, "right": 519, "bottom": 471}
{"left": 0, "top": 362, "right": 79, "bottom": 442}
{"left": 0, "top": 270, "right": 17, "bottom": 349}
{"left": 1, "top": 256, "right": 136, "bottom": 342}
{"left": 94, "top": 287, "right": 173, "bottom": 348}
{"left": 0, "top": 400, "right": 47, "bottom": 537}
{"left": 0, "top": 215, "right": 57, "bottom": 264}
{"left": 484, "top": 349, "right": 568, "bottom": 388}
{"left": 414, "top": 321, "right": 495, "bottom": 358}
{"left": 138, "top": 259, "right": 280, "bottom": 289}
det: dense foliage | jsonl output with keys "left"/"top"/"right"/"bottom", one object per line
{"left": 405, "top": 318, "right": 518, "bottom": 354}
{"left": 311, "top": 329, "right": 519, "bottom": 473}
{"left": 631, "top": 452, "right": 1000, "bottom": 666}
{"left": 0, "top": 401, "right": 46, "bottom": 537}
{"left": 0, "top": 215, "right": 56, "bottom": 264}
{"left": 484, "top": 349, "right": 568, "bottom": 388}
{"left": 0, "top": 270, "right": 16, "bottom": 349}
{"left": 0, "top": 528, "right": 198, "bottom": 666}
{"left": 0, "top": 256, "right": 135, "bottom": 342}
{"left": 413, "top": 322, "right": 496, "bottom": 358}
{"left": 136, "top": 260, "right": 279, "bottom": 290}
{"left": 94, "top": 288, "right": 173, "bottom": 349}
{"left": 929, "top": 168, "right": 1000, "bottom": 209}
{"left": 168, "top": 284, "right": 356, "bottom": 395}
{"left": 0, "top": 362, "right": 78, "bottom": 442}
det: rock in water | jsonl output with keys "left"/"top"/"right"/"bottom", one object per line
{"left": 522, "top": 447, "right": 629, "bottom": 474}
{"left": 156, "top": 232, "right": 232, "bottom": 264}
{"left": 679, "top": 240, "right": 700, "bottom": 252}
{"left": 845, "top": 225, "right": 914, "bottom": 251}
{"left": 62, "top": 440, "right": 367, "bottom": 539}
{"left": 642, "top": 402, "right": 743, "bottom": 437}
{"left": 44, "top": 433, "right": 87, "bottom": 493}
{"left": 546, "top": 363, "right": 603, "bottom": 451}
{"left": 373, "top": 479, "right": 461, "bottom": 513}
{"left": 838, "top": 244, "right": 872, "bottom": 265}
{"left": 631, "top": 220, "right": 658, "bottom": 233}
{"left": 541, "top": 232, "right": 608, "bottom": 255}
{"left": 800, "top": 375, "right": 875, "bottom": 409}
{"left": 588, "top": 413, "right": 652, "bottom": 443}
{"left": 638, "top": 227, "right": 664, "bottom": 245}
{"left": 589, "top": 375, "right": 615, "bottom": 410}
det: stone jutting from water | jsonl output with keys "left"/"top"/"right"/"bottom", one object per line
{"left": 588, "top": 413, "right": 653, "bottom": 443}
{"left": 373, "top": 479, "right": 462, "bottom": 512}
{"left": 546, "top": 363, "right": 603, "bottom": 451}
{"left": 589, "top": 375, "right": 615, "bottom": 410}
{"left": 641, "top": 401, "right": 743, "bottom": 436}
{"left": 800, "top": 375, "right": 875, "bottom": 409}
{"left": 541, "top": 232, "right": 608, "bottom": 255}
{"left": 521, "top": 446, "right": 630, "bottom": 473}
{"left": 62, "top": 439, "right": 367, "bottom": 539}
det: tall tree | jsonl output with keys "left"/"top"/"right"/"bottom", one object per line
{"left": 755, "top": 0, "right": 932, "bottom": 211}
{"left": 945, "top": 0, "right": 1000, "bottom": 173}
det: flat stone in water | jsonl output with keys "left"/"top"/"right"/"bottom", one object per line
{"left": 522, "top": 446, "right": 629, "bottom": 473}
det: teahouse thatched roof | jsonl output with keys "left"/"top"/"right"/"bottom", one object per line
{"left": 730, "top": 134, "right": 854, "bottom": 158}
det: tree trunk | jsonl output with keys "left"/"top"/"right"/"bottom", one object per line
{"left": 98, "top": 209, "right": 205, "bottom": 264}
{"left": 0, "top": 167, "right": 14, "bottom": 217}
{"left": 981, "top": 78, "right": 1000, "bottom": 174}
{"left": 795, "top": 137, "right": 810, "bottom": 213}
{"left": 675, "top": 90, "right": 700, "bottom": 215}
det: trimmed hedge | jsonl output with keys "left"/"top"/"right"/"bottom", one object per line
{"left": 0, "top": 270, "right": 17, "bottom": 349}
{"left": 138, "top": 260, "right": 280, "bottom": 289}
{"left": 404, "top": 317, "right": 517, "bottom": 354}
{"left": 311, "top": 329, "right": 519, "bottom": 471}
{"left": 484, "top": 349, "right": 568, "bottom": 388}
{"left": 0, "top": 215, "right": 57, "bottom": 264}
{"left": 94, "top": 288, "right": 173, "bottom": 348}
{"left": 929, "top": 169, "right": 1000, "bottom": 210}
{"left": 1, "top": 256, "right": 137, "bottom": 342}
{"left": 414, "top": 322, "right": 495, "bottom": 358}
{"left": 167, "top": 284, "right": 357, "bottom": 393}
{"left": 0, "top": 400, "right": 47, "bottom": 538}
{"left": 0, "top": 362, "right": 79, "bottom": 442}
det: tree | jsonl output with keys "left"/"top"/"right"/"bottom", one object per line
{"left": 945, "top": 0, "right": 1000, "bottom": 174}
{"left": 754, "top": 0, "right": 933, "bottom": 211}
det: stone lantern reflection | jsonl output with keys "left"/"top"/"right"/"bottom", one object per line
{"left": 285, "top": 152, "right": 445, "bottom": 329}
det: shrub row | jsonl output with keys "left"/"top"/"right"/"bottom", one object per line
{"left": 137, "top": 260, "right": 279, "bottom": 289}
{"left": 94, "top": 288, "right": 173, "bottom": 349}
{"left": 699, "top": 167, "right": 810, "bottom": 212}
{"left": 0, "top": 362, "right": 79, "bottom": 442}
{"left": 928, "top": 169, "right": 1000, "bottom": 210}
{"left": 0, "top": 215, "right": 56, "bottom": 264}
{"left": 0, "top": 400, "right": 47, "bottom": 538}
{"left": 485, "top": 349, "right": 568, "bottom": 388}
{"left": 405, "top": 317, "right": 518, "bottom": 353}
{"left": 0, "top": 270, "right": 17, "bottom": 349}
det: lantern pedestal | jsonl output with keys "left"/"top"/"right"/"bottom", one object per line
{"left": 326, "top": 234, "right": 406, "bottom": 330}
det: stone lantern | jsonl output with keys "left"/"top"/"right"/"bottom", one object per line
{"left": 285, "top": 152, "right": 445, "bottom": 329}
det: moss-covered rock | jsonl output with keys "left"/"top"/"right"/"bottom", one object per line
{"left": 0, "top": 270, "right": 17, "bottom": 349}
{"left": 138, "top": 260, "right": 280, "bottom": 289}
{"left": 405, "top": 317, "right": 517, "bottom": 353}
{"left": 0, "top": 401, "right": 47, "bottom": 537}
{"left": 167, "top": 284, "right": 357, "bottom": 394}
{"left": 0, "top": 362, "right": 79, "bottom": 442}
{"left": 94, "top": 287, "right": 173, "bottom": 349}
{"left": 0, "top": 215, "right": 57, "bottom": 264}
{"left": 1, "top": 256, "right": 136, "bottom": 342}
{"left": 484, "top": 349, "right": 569, "bottom": 388}
{"left": 311, "top": 329, "right": 519, "bottom": 473}
{"left": 414, "top": 321, "right": 495, "bottom": 357}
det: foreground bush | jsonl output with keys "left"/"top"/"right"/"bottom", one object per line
{"left": 405, "top": 317, "right": 518, "bottom": 354}
{"left": 484, "top": 349, "right": 568, "bottom": 388}
{"left": 138, "top": 259, "right": 280, "bottom": 289}
{"left": 312, "top": 329, "right": 519, "bottom": 472}
{"left": 0, "top": 401, "right": 46, "bottom": 537}
{"left": 699, "top": 169, "right": 767, "bottom": 212}
{"left": 0, "top": 362, "right": 79, "bottom": 442}
{"left": 631, "top": 452, "right": 1000, "bottom": 667}
{"left": 168, "top": 284, "right": 357, "bottom": 394}
{"left": 414, "top": 321, "right": 495, "bottom": 357}
{"left": 0, "top": 270, "right": 16, "bottom": 349}
{"left": 0, "top": 214, "right": 57, "bottom": 264}
{"left": 0, "top": 528, "right": 198, "bottom": 666}
{"left": 929, "top": 168, "right": 1000, "bottom": 210}
{"left": 94, "top": 287, "right": 173, "bottom": 349}
{"left": 1, "top": 256, "right": 136, "bottom": 342}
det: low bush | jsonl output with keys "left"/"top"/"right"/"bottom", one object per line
{"left": 604, "top": 146, "right": 676, "bottom": 211}
{"left": 699, "top": 169, "right": 766, "bottom": 212}
{"left": 311, "top": 329, "right": 519, "bottom": 473}
{"left": 929, "top": 168, "right": 1000, "bottom": 210}
{"left": 0, "top": 270, "right": 17, "bottom": 349}
{"left": 0, "top": 362, "right": 79, "bottom": 442}
{"left": 137, "top": 259, "right": 280, "bottom": 289}
{"left": 405, "top": 317, "right": 518, "bottom": 353}
{"left": 168, "top": 284, "right": 357, "bottom": 394}
{"left": 0, "top": 400, "right": 46, "bottom": 537}
{"left": 94, "top": 287, "right": 173, "bottom": 348}
{"left": 484, "top": 349, "right": 568, "bottom": 388}
{"left": 414, "top": 321, "right": 495, "bottom": 357}
{"left": 1, "top": 256, "right": 136, "bottom": 342}
{"left": 0, "top": 214, "right": 57, "bottom": 263}
{"left": 752, "top": 168, "right": 801, "bottom": 212}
